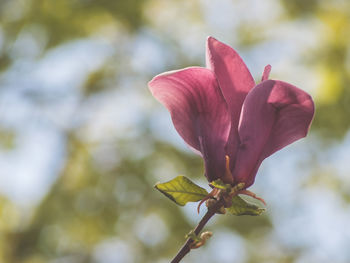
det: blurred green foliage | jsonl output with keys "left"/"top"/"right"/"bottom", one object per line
{"left": 281, "top": 0, "right": 319, "bottom": 17}
{"left": 0, "top": 0, "right": 148, "bottom": 48}
{"left": 0, "top": 0, "right": 349, "bottom": 263}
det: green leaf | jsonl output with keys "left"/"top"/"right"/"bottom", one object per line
{"left": 185, "top": 230, "right": 200, "bottom": 242}
{"left": 154, "top": 176, "right": 209, "bottom": 206}
{"left": 210, "top": 179, "right": 231, "bottom": 190}
{"left": 226, "top": 195, "right": 265, "bottom": 216}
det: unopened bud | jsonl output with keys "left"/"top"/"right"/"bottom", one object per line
{"left": 205, "top": 198, "right": 216, "bottom": 208}
{"left": 217, "top": 206, "right": 226, "bottom": 214}
{"left": 200, "top": 231, "right": 213, "bottom": 241}
{"left": 189, "top": 231, "right": 213, "bottom": 249}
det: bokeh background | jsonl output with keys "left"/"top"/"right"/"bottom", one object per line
{"left": 0, "top": 0, "right": 349, "bottom": 262}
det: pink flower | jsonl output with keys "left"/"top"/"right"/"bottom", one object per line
{"left": 148, "top": 37, "right": 314, "bottom": 188}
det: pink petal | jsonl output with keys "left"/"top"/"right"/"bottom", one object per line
{"left": 233, "top": 80, "right": 315, "bottom": 187}
{"left": 148, "top": 67, "right": 231, "bottom": 182}
{"left": 261, "top": 64, "right": 272, "bottom": 82}
{"left": 206, "top": 37, "right": 255, "bottom": 169}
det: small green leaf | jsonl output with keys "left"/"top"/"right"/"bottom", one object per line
{"left": 154, "top": 176, "right": 209, "bottom": 206}
{"left": 185, "top": 230, "right": 200, "bottom": 242}
{"left": 226, "top": 195, "right": 265, "bottom": 216}
{"left": 210, "top": 179, "right": 231, "bottom": 190}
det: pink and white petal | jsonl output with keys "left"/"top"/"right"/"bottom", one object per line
{"left": 148, "top": 67, "right": 231, "bottom": 182}
{"left": 206, "top": 37, "right": 255, "bottom": 168}
{"left": 233, "top": 80, "right": 315, "bottom": 187}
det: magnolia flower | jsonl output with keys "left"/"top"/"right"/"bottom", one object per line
{"left": 149, "top": 37, "right": 314, "bottom": 189}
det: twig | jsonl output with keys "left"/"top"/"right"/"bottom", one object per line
{"left": 170, "top": 198, "right": 225, "bottom": 263}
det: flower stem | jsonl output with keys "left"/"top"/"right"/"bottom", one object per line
{"left": 170, "top": 198, "right": 225, "bottom": 263}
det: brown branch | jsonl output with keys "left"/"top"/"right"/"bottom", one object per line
{"left": 170, "top": 198, "right": 225, "bottom": 263}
